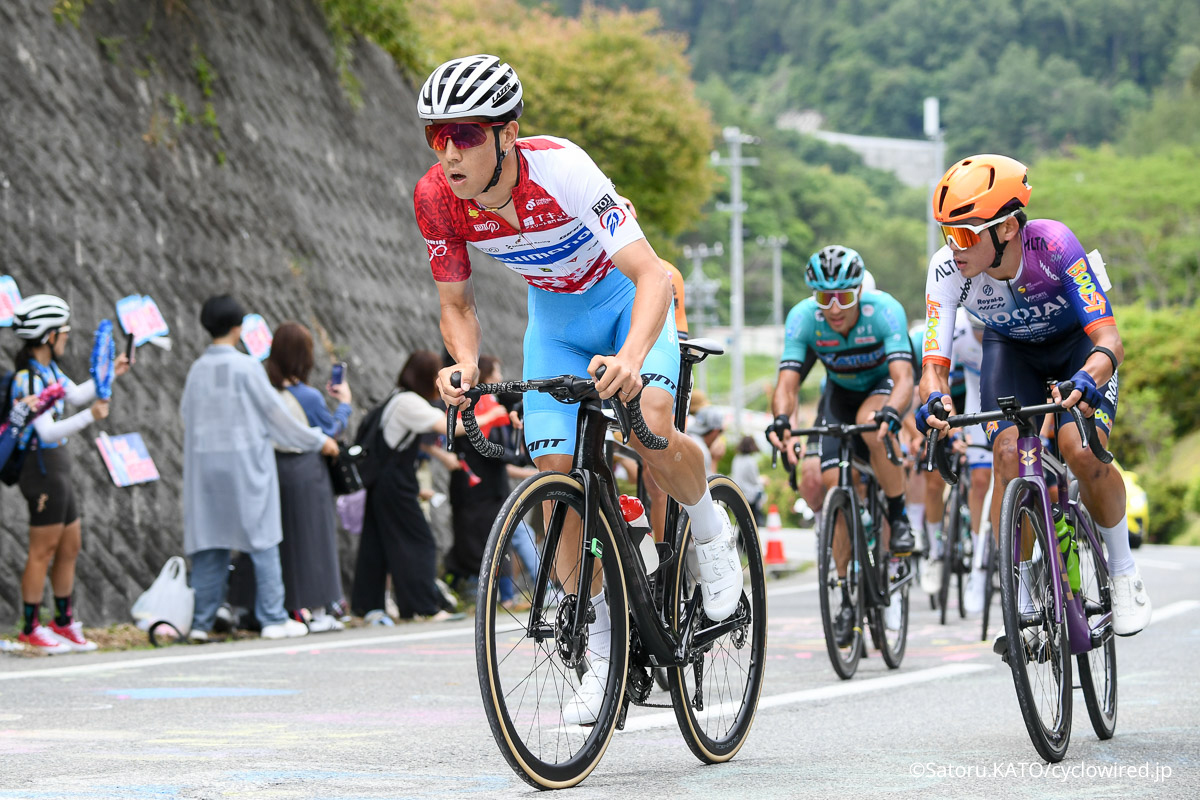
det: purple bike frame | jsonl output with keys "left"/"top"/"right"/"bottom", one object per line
{"left": 1014, "top": 432, "right": 1110, "bottom": 656}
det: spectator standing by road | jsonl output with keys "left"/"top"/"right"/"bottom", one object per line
{"left": 10, "top": 295, "right": 131, "bottom": 654}
{"left": 265, "top": 321, "right": 351, "bottom": 633}
{"left": 181, "top": 296, "right": 338, "bottom": 641}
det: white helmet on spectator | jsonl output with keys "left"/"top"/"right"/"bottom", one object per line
{"left": 13, "top": 294, "right": 70, "bottom": 343}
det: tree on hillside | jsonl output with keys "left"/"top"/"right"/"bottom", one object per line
{"left": 409, "top": 0, "right": 716, "bottom": 246}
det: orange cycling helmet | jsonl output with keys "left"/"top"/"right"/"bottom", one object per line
{"left": 933, "top": 154, "right": 1031, "bottom": 226}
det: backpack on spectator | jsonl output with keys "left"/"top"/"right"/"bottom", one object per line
{"left": 353, "top": 389, "right": 400, "bottom": 490}
{"left": 0, "top": 368, "right": 40, "bottom": 486}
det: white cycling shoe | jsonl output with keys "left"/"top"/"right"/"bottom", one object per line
{"left": 1110, "top": 570, "right": 1152, "bottom": 636}
{"left": 690, "top": 513, "right": 745, "bottom": 621}
{"left": 920, "top": 558, "right": 942, "bottom": 596}
{"left": 964, "top": 568, "right": 987, "bottom": 615}
{"left": 562, "top": 658, "right": 609, "bottom": 725}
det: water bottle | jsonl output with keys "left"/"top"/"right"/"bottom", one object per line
{"left": 619, "top": 495, "right": 659, "bottom": 575}
{"left": 1052, "top": 504, "right": 1080, "bottom": 594}
{"left": 859, "top": 505, "right": 875, "bottom": 548}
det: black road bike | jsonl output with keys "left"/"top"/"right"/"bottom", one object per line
{"left": 451, "top": 339, "right": 767, "bottom": 789}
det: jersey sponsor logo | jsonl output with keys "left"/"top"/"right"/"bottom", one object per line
{"left": 816, "top": 338, "right": 840, "bottom": 347}
{"left": 1104, "top": 370, "right": 1119, "bottom": 405}
{"left": 1094, "top": 408, "right": 1112, "bottom": 429}
{"left": 821, "top": 350, "right": 884, "bottom": 371}
{"left": 924, "top": 296, "right": 943, "bottom": 352}
{"left": 522, "top": 211, "right": 572, "bottom": 228}
{"left": 525, "top": 197, "right": 554, "bottom": 211}
{"left": 591, "top": 194, "right": 617, "bottom": 216}
{"left": 862, "top": 304, "right": 874, "bottom": 317}
{"left": 425, "top": 238, "right": 448, "bottom": 259}
{"left": 976, "top": 296, "right": 1005, "bottom": 310}
{"left": 985, "top": 420, "right": 1000, "bottom": 439}
{"left": 1027, "top": 236, "right": 1048, "bottom": 251}
{"left": 982, "top": 284, "right": 994, "bottom": 296}
{"left": 1065, "top": 258, "right": 1108, "bottom": 316}
{"left": 975, "top": 296, "right": 1069, "bottom": 326}
{"left": 642, "top": 372, "right": 677, "bottom": 392}
{"left": 854, "top": 336, "right": 876, "bottom": 344}
{"left": 934, "top": 260, "right": 957, "bottom": 281}
{"left": 468, "top": 207, "right": 480, "bottom": 218}
{"left": 528, "top": 437, "right": 568, "bottom": 452}
{"left": 600, "top": 207, "right": 626, "bottom": 236}
{"left": 473, "top": 220, "right": 502, "bottom": 234}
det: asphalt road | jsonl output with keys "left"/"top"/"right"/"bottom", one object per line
{"left": 1, "top": 542, "right": 1197, "bottom": 799}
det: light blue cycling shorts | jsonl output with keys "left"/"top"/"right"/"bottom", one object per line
{"left": 522, "top": 268, "right": 680, "bottom": 459}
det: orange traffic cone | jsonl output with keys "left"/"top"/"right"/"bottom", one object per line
{"left": 764, "top": 504, "right": 786, "bottom": 566}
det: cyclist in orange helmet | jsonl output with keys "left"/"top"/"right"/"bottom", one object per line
{"left": 915, "top": 154, "right": 1151, "bottom": 640}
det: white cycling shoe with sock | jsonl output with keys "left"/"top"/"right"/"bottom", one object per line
{"left": 563, "top": 658, "right": 609, "bottom": 725}
{"left": 690, "top": 512, "right": 745, "bottom": 621}
{"left": 1110, "top": 569, "right": 1151, "bottom": 635}
{"left": 964, "top": 568, "right": 987, "bottom": 615}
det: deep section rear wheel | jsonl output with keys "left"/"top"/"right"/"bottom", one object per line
{"left": 1072, "top": 497, "right": 1117, "bottom": 740}
{"left": 476, "top": 472, "right": 629, "bottom": 789}
{"left": 998, "top": 478, "right": 1072, "bottom": 763}
{"left": 668, "top": 475, "right": 767, "bottom": 764}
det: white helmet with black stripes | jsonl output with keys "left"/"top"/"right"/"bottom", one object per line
{"left": 13, "top": 294, "right": 70, "bottom": 343}
{"left": 418, "top": 54, "right": 523, "bottom": 122}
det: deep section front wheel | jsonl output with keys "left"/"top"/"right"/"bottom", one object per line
{"left": 998, "top": 477, "right": 1072, "bottom": 763}
{"left": 476, "top": 472, "right": 630, "bottom": 789}
{"left": 817, "top": 488, "right": 863, "bottom": 680}
{"left": 668, "top": 475, "right": 768, "bottom": 764}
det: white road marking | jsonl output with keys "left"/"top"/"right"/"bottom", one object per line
{"left": 1150, "top": 599, "right": 1200, "bottom": 625}
{"left": 622, "top": 662, "right": 992, "bottom": 732}
{"left": 0, "top": 624, "right": 477, "bottom": 681}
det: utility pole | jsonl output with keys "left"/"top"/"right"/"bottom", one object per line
{"left": 681, "top": 242, "right": 722, "bottom": 396}
{"left": 924, "top": 97, "right": 946, "bottom": 262}
{"left": 713, "top": 127, "right": 758, "bottom": 433}
{"left": 756, "top": 234, "right": 788, "bottom": 327}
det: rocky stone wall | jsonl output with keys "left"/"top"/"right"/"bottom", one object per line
{"left": 0, "top": 0, "right": 529, "bottom": 625}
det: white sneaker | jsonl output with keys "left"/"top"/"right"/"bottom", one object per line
{"left": 920, "top": 558, "right": 942, "bottom": 596}
{"left": 691, "top": 513, "right": 745, "bottom": 621}
{"left": 562, "top": 658, "right": 609, "bottom": 725}
{"left": 363, "top": 609, "right": 395, "bottom": 627}
{"left": 188, "top": 629, "right": 210, "bottom": 643}
{"left": 965, "top": 568, "right": 987, "bottom": 615}
{"left": 261, "top": 619, "right": 309, "bottom": 640}
{"left": 1110, "top": 570, "right": 1152, "bottom": 636}
{"left": 307, "top": 613, "right": 344, "bottom": 633}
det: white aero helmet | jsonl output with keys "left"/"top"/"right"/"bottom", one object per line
{"left": 418, "top": 54, "right": 523, "bottom": 122}
{"left": 860, "top": 268, "right": 876, "bottom": 293}
{"left": 13, "top": 294, "right": 70, "bottom": 342}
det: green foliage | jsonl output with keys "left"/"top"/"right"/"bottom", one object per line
{"left": 411, "top": 0, "right": 716, "bottom": 245}
{"left": 166, "top": 92, "right": 193, "bottom": 127}
{"left": 1031, "top": 148, "right": 1200, "bottom": 308}
{"left": 1104, "top": 304, "right": 1200, "bottom": 466}
{"left": 191, "top": 44, "right": 217, "bottom": 98}
{"left": 318, "top": 0, "right": 423, "bottom": 108}
{"left": 52, "top": 0, "right": 94, "bottom": 27}
{"left": 96, "top": 35, "right": 123, "bottom": 63}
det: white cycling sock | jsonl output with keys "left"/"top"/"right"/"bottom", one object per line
{"left": 683, "top": 486, "right": 724, "bottom": 543}
{"left": 1097, "top": 516, "right": 1137, "bottom": 576}
{"left": 927, "top": 523, "right": 943, "bottom": 557}
{"left": 908, "top": 503, "right": 925, "bottom": 537}
{"left": 971, "top": 532, "right": 986, "bottom": 571}
{"left": 587, "top": 591, "right": 611, "bottom": 664}
{"left": 1018, "top": 561, "right": 1034, "bottom": 614}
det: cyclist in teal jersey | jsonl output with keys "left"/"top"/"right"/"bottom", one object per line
{"left": 767, "top": 247, "right": 916, "bottom": 640}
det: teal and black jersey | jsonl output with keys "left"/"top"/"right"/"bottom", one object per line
{"left": 780, "top": 289, "right": 912, "bottom": 393}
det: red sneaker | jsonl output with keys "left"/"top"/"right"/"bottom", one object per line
{"left": 18, "top": 625, "right": 74, "bottom": 655}
{"left": 49, "top": 620, "right": 99, "bottom": 652}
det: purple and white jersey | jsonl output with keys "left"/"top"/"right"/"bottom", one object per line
{"left": 922, "top": 219, "right": 1115, "bottom": 369}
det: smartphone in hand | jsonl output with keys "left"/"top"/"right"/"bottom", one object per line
{"left": 331, "top": 362, "right": 347, "bottom": 386}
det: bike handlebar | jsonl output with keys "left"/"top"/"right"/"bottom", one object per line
{"left": 769, "top": 419, "right": 900, "bottom": 469}
{"left": 921, "top": 387, "right": 1113, "bottom": 484}
{"left": 445, "top": 367, "right": 670, "bottom": 459}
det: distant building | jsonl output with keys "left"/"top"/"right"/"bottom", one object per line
{"left": 777, "top": 110, "right": 940, "bottom": 189}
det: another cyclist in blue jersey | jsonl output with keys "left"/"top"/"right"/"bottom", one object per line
{"left": 412, "top": 54, "right": 743, "bottom": 724}
{"left": 767, "top": 247, "right": 916, "bottom": 641}
{"left": 915, "top": 154, "right": 1151, "bottom": 637}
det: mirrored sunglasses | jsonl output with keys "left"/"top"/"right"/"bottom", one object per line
{"left": 814, "top": 289, "right": 859, "bottom": 309}
{"left": 424, "top": 121, "right": 506, "bottom": 152}
{"left": 940, "top": 211, "right": 1017, "bottom": 251}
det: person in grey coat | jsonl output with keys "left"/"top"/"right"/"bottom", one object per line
{"left": 181, "top": 295, "right": 339, "bottom": 641}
